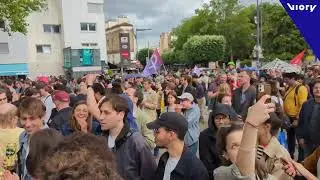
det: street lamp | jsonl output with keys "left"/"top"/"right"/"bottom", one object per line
{"left": 135, "top": 28, "right": 152, "bottom": 61}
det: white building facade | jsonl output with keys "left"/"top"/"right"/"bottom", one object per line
{"left": 0, "top": 0, "right": 107, "bottom": 78}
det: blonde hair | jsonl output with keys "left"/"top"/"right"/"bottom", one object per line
{"left": 219, "top": 83, "right": 231, "bottom": 95}
{"left": 0, "top": 107, "right": 17, "bottom": 128}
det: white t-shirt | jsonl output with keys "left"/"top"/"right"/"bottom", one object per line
{"left": 108, "top": 135, "right": 115, "bottom": 149}
{"left": 163, "top": 156, "right": 180, "bottom": 180}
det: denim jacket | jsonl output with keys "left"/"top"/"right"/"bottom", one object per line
{"left": 184, "top": 103, "right": 200, "bottom": 146}
{"left": 17, "top": 125, "right": 48, "bottom": 180}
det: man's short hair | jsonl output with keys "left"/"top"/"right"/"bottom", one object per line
{"left": 100, "top": 95, "right": 129, "bottom": 116}
{"left": 313, "top": 78, "right": 320, "bottom": 87}
{"left": 24, "top": 88, "right": 40, "bottom": 97}
{"left": 18, "top": 97, "right": 46, "bottom": 118}
{"left": 4, "top": 79, "right": 13, "bottom": 86}
{"left": 143, "top": 78, "right": 153, "bottom": 84}
{"left": 38, "top": 132, "right": 122, "bottom": 180}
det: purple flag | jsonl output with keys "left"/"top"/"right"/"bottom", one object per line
{"left": 142, "top": 49, "right": 163, "bottom": 76}
{"left": 279, "top": 0, "right": 320, "bottom": 58}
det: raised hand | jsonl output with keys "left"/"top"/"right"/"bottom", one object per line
{"left": 246, "top": 95, "right": 275, "bottom": 127}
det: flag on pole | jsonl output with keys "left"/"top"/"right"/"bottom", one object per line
{"left": 143, "top": 49, "right": 164, "bottom": 76}
{"left": 290, "top": 49, "right": 306, "bottom": 65}
{"left": 193, "top": 65, "right": 201, "bottom": 77}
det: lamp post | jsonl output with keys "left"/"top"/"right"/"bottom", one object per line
{"left": 256, "top": 0, "right": 260, "bottom": 64}
{"left": 253, "top": 0, "right": 263, "bottom": 67}
{"left": 135, "top": 28, "right": 152, "bottom": 61}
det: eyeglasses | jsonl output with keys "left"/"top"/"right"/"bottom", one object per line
{"left": 0, "top": 97, "right": 7, "bottom": 101}
{"left": 153, "top": 127, "right": 174, "bottom": 134}
{"left": 215, "top": 116, "right": 229, "bottom": 121}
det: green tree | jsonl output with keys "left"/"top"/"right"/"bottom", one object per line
{"left": 161, "top": 50, "right": 189, "bottom": 65}
{"left": 183, "top": 35, "right": 226, "bottom": 64}
{"left": 172, "top": 0, "right": 254, "bottom": 61}
{"left": 137, "top": 48, "right": 153, "bottom": 66}
{"left": 0, "top": 0, "right": 46, "bottom": 34}
{"left": 258, "top": 3, "right": 308, "bottom": 60}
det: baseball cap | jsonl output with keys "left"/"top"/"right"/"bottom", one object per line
{"left": 227, "top": 61, "right": 236, "bottom": 66}
{"left": 52, "top": 91, "right": 70, "bottom": 102}
{"left": 177, "top": 92, "right": 194, "bottom": 102}
{"left": 147, "top": 112, "right": 188, "bottom": 136}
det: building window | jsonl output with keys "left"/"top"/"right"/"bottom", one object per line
{"left": 36, "top": 45, "right": 51, "bottom": 54}
{"left": 87, "top": 3, "right": 103, "bottom": 13}
{"left": 80, "top": 23, "right": 96, "bottom": 32}
{"left": 43, "top": 24, "right": 60, "bottom": 33}
{"left": 0, "top": 21, "right": 5, "bottom": 29}
{"left": 0, "top": 43, "right": 9, "bottom": 54}
{"left": 82, "top": 43, "right": 98, "bottom": 48}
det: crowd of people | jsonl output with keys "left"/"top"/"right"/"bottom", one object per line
{"left": 0, "top": 62, "right": 319, "bottom": 180}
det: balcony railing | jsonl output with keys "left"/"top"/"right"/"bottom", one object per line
{"left": 63, "top": 48, "right": 101, "bottom": 68}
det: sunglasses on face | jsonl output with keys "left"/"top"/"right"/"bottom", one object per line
{"left": 0, "top": 97, "right": 7, "bottom": 101}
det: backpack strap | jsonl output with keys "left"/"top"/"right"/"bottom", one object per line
{"left": 294, "top": 84, "right": 303, "bottom": 106}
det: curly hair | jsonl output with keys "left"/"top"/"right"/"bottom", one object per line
{"left": 27, "top": 129, "right": 63, "bottom": 178}
{"left": 38, "top": 132, "right": 122, "bottom": 180}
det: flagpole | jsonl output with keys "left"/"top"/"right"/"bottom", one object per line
{"left": 162, "top": 64, "right": 168, "bottom": 73}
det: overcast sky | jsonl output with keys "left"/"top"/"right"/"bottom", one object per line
{"left": 104, "top": 0, "right": 278, "bottom": 49}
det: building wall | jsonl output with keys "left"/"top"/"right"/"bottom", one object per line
{"left": 106, "top": 28, "right": 135, "bottom": 53}
{"left": 0, "top": 32, "right": 28, "bottom": 64}
{"left": 27, "top": 0, "right": 64, "bottom": 78}
{"left": 106, "top": 26, "right": 135, "bottom": 64}
{"left": 61, "top": 0, "right": 107, "bottom": 62}
{"left": 107, "top": 52, "right": 135, "bottom": 65}
{"left": 159, "top": 32, "right": 171, "bottom": 54}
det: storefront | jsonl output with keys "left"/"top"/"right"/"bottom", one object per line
{"left": 0, "top": 63, "right": 28, "bottom": 77}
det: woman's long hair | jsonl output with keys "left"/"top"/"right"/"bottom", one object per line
{"left": 70, "top": 101, "right": 92, "bottom": 133}
{"left": 216, "top": 122, "right": 268, "bottom": 179}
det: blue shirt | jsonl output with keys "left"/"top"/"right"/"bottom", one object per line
{"left": 184, "top": 104, "right": 201, "bottom": 146}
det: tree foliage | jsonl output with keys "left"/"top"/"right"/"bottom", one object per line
{"left": 258, "top": 3, "right": 308, "bottom": 60}
{"left": 162, "top": 50, "right": 188, "bottom": 65}
{"left": 0, "top": 0, "right": 46, "bottom": 34}
{"left": 171, "top": 1, "right": 307, "bottom": 63}
{"left": 183, "top": 35, "right": 226, "bottom": 64}
{"left": 137, "top": 48, "right": 153, "bottom": 66}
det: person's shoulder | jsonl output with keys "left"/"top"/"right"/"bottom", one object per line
{"left": 15, "top": 128, "right": 24, "bottom": 135}
{"left": 128, "top": 131, "right": 149, "bottom": 150}
{"left": 213, "top": 165, "right": 233, "bottom": 178}
{"left": 200, "top": 128, "right": 212, "bottom": 138}
{"left": 297, "top": 84, "right": 308, "bottom": 92}
{"left": 19, "top": 130, "right": 28, "bottom": 143}
{"left": 305, "top": 98, "right": 315, "bottom": 104}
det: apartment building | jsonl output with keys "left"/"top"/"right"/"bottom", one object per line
{"left": 106, "top": 16, "right": 136, "bottom": 65}
{"left": 159, "top": 32, "right": 172, "bottom": 55}
{"left": 0, "top": 0, "right": 107, "bottom": 78}
{"left": 0, "top": 24, "right": 28, "bottom": 76}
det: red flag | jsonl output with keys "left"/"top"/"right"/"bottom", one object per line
{"left": 290, "top": 49, "right": 306, "bottom": 65}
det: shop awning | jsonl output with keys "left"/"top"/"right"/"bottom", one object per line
{"left": 0, "top": 63, "right": 28, "bottom": 76}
